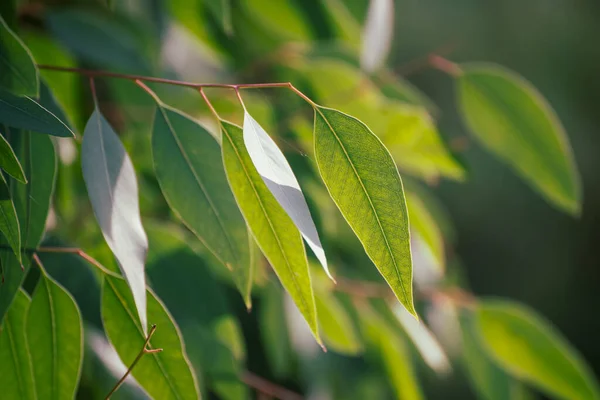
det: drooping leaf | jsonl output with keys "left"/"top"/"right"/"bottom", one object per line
{"left": 313, "top": 106, "right": 415, "bottom": 316}
{"left": 0, "top": 132, "right": 26, "bottom": 182}
{"left": 457, "top": 64, "right": 581, "bottom": 215}
{"left": 0, "top": 289, "right": 35, "bottom": 400}
{"left": 360, "top": 303, "right": 423, "bottom": 400}
{"left": 152, "top": 104, "right": 253, "bottom": 305}
{"left": 360, "top": 0, "right": 394, "bottom": 72}
{"left": 406, "top": 191, "right": 445, "bottom": 274}
{"left": 0, "top": 89, "right": 74, "bottom": 137}
{"left": 243, "top": 111, "right": 331, "bottom": 280}
{"left": 393, "top": 303, "right": 450, "bottom": 374}
{"left": 315, "top": 290, "right": 362, "bottom": 355}
{"left": 0, "top": 173, "right": 20, "bottom": 262}
{"left": 0, "top": 15, "right": 38, "bottom": 96}
{"left": 0, "top": 131, "right": 56, "bottom": 322}
{"left": 82, "top": 108, "right": 148, "bottom": 332}
{"left": 101, "top": 275, "right": 200, "bottom": 400}
{"left": 220, "top": 120, "right": 320, "bottom": 343}
{"left": 27, "top": 272, "right": 83, "bottom": 400}
{"left": 476, "top": 300, "right": 600, "bottom": 400}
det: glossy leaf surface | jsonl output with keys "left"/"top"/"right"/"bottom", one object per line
{"left": 0, "top": 15, "right": 38, "bottom": 96}
{"left": 0, "top": 132, "right": 26, "bottom": 182}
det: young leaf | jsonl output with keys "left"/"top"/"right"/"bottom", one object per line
{"left": 102, "top": 275, "right": 200, "bottom": 400}
{"left": 221, "top": 120, "right": 320, "bottom": 343}
{"left": 360, "top": 0, "right": 394, "bottom": 72}
{"left": 82, "top": 108, "right": 148, "bottom": 332}
{"left": 0, "top": 132, "right": 26, "bottom": 182}
{"left": 0, "top": 173, "right": 20, "bottom": 262}
{"left": 243, "top": 111, "right": 331, "bottom": 280}
{"left": 0, "top": 131, "right": 56, "bottom": 322}
{"left": 313, "top": 106, "right": 415, "bottom": 316}
{"left": 457, "top": 64, "right": 581, "bottom": 215}
{"left": 0, "top": 289, "right": 35, "bottom": 400}
{"left": 27, "top": 272, "right": 83, "bottom": 400}
{"left": 0, "top": 15, "right": 38, "bottom": 96}
{"left": 0, "top": 89, "right": 74, "bottom": 137}
{"left": 152, "top": 104, "right": 253, "bottom": 305}
{"left": 316, "top": 290, "right": 362, "bottom": 355}
{"left": 476, "top": 300, "right": 600, "bottom": 400}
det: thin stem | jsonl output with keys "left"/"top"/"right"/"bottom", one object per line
{"left": 89, "top": 77, "right": 99, "bottom": 108}
{"left": 428, "top": 54, "right": 463, "bottom": 77}
{"left": 104, "top": 324, "right": 162, "bottom": 399}
{"left": 198, "top": 88, "right": 221, "bottom": 121}
{"left": 34, "top": 246, "right": 120, "bottom": 278}
{"left": 134, "top": 80, "right": 162, "bottom": 104}
{"left": 234, "top": 87, "right": 247, "bottom": 111}
{"left": 241, "top": 371, "right": 303, "bottom": 400}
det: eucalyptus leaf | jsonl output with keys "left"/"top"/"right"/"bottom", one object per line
{"left": 0, "top": 173, "right": 20, "bottom": 262}
{"left": 152, "top": 104, "right": 253, "bottom": 306}
{"left": 0, "top": 289, "right": 35, "bottom": 400}
{"left": 243, "top": 111, "right": 331, "bottom": 280}
{"left": 313, "top": 106, "right": 415, "bottom": 316}
{"left": 27, "top": 272, "right": 83, "bottom": 400}
{"left": 221, "top": 120, "right": 320, "bottom": 343}
{"left": 0, "top": 132, "right": 26, "bottom": 183}
{"left": 407, "top": 191, "right": 445, "bottom": 274}
{"left": 476, "top": 300, "right": 600, "bottom": 400}
{"left": 0, "top": 89, "right": 74, "bottom": 137}
{"left": 0, "top": 15, "right": 38, "bottom": 96}
{"left": 82, "top": 108, "right": 149, "bottom": 332}
{"left": 0, "top": 131, "right": 56, "bottom": 322}
{"left": 360, "top": 0, "right": 394, "bottom": 72}
{"left": 316, "top": 290, "right": 362, "bottom": 355}
{"left": 101, "top": 275, "right": 200, "bottom": 400}
{"left": 458, "top": 64, "right": 581, "bottom": 215}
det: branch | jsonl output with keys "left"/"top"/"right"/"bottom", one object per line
{"left": 104, "top": 324, "right": 162, "bottom": 399}
{"left": 241, "top": 371, "right": 303, "bottom": 400}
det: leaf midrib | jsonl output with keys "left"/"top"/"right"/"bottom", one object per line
{"left": 316, "top": 108, "right": 409, "bottom": 302}
{"left": 5, "top": 316, "right": 26, "bottom": 399}
{"left": 0, "top": 97, "right": 69, "bottom": 135}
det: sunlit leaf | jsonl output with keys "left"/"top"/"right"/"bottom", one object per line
{"left": 0, "top": 131, "right": 56, "bottom": 322}
{"left": 0, "top": 174, "right": 20, "bottom": 262}
{"left": 313, "top": 106, "right": 415, "bottom": 316}
{"left": 0, "top": 15, "right": 38, "bottom": 96}
{"left": 243, "top": 111, "right": 331, "bottom": 280}
{"left": 221, "top": 120, "right": 320, "bottom": 343}
{"left": 406, "top": 191, "right": 445, "bottom": 274}
{"left": 152, "top": 104, "right": 253, "bottom": 305}
{"left": 458, "top": 64, "right": 581, "bottom": 215}
{"left": 0, "top": 132, "right": 25, "bottom": 183}
{"left": 476, "top": 300, "right": 600, "bottom": 400}
{"left": 0, "top": 289, "right": 35, "bottom": 400}
{"left": 316, "top": 290, "right": 362, "bottom": 355}
{"left": 240, "top": 0, "right": 311, "bottom": 41}
{"left": 27, "top": 272, "right": 83, "bottom": 400}
{"left": 102, "top": 275, "right": 200, "bottom": 400}
{"left": 0, "top": 89, "right": 74, "bottom": 137}
{"left": 82, "top": 108, "right": 148, "bottom": 332}
{"left": 323, "top": 0, "right": 361, "bottom": 50}
{"left": 360, "top": 0, "right": 394, "bottom": 72}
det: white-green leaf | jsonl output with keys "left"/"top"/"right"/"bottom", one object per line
{"left": 82, "top": 108, "right": 148, "bottom": 332}
{"left": 406, "top": 191, "right": 445, "bottom": 276}
{"left": 0, "top": 289, "right": 35, "bottom": 400}
{"left": 221, "top": 120, "right": 320, "bottom": 343}
{"left": 458, "top": 64, "right": 581, "bottom": 215}
{"left": 314, "top": 106, "right": 415, "bottom": 316}
{"left": 476, "top": 300, "right": 600, "bottom": 400}
{"left": 243, "top": 111, "right": 331, "bottom": 280}
{"left": 102, "top": 275, "right": 200, "bottom": 400}
{"left": 0, "top": 15, "right": 38, "bottom": 96}
{"left": 0, "top": 132, "right": 26, "bottom": 183}
{"left": 360, "top": 0, "right": 394, "bottom": 72}
{"left": 27, "top": 272, "right": 83, "bottom": 400}
{"left": 0, "top": 173, "right": 20, "bottom": 262}
{"left": 152, "top": 104, "right": 253, "bottom": 306}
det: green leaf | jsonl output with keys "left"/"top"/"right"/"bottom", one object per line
{"left": 457, "top": 64, "right": 581, "bottom": 215}
{"left": 101, "top": 275, "right": 200, "bottom": 400}
{"left": 220, "top": 120, "right": 320, "bottom": 343}
{"left": 152, "top": 104, "right": 253, "bottom": 306}
{"left": 27, "top": 272, "right": 83, "bottom": 400}
{"left": 476, "top": 300, "right": 600, "bottom": 400}
{"left": 406, "top": 191, "right": 445, "bottom": 274}
{"left": 82, "top": 108, "right": 148, "bottom": 332}
{"left": 313, "top": 106, "right": 415, "bottom": 316}
{"left": 0, "top": 15, "right": 38, "bottom": 96}
{"left": 243, "top": 111, "right": 330, "bottom": 279}
{"left": 0, "top": 289, "right": 35, "bottom": 400}
{"left": 0, "top": 89, "right": 74, "bottom": 137}
{"left": 0, "top": 132, "right": 26, "bottom": 182}
{"left": 315, "top": 290, "right": 362, "bottom": 355}
{"left": 0, "top": 173, "right": 20, "bottom": 262}
{"left": 0, "top": 131, "right": 56, "bottom": 322}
